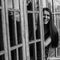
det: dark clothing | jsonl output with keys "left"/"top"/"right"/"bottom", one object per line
{"left": 44, "top": 23, "right": 50, "bottom": 40}
{"left": 44, "top": 22, "right": 59, "bottom": 48}
{"left": 51, "top": 29, "right": 59, "bottom": 48}
{"left": 44, "top": 23, "right": 51, "bottom": 58}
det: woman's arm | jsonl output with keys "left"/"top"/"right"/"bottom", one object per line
{"left": 44, "top": 36, "right": 51, "bottom": 47}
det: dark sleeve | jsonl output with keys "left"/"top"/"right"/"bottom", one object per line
{"left": 51, "top": 32, "right": 59, "bottom": 48}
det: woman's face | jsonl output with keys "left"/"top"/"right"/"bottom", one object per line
{"left": 43, "top": 10, "right": 50, "bottom": 24}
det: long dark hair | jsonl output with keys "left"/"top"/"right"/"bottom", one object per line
{"left": 43, "top": 8, "right": 59, "bottom": 48}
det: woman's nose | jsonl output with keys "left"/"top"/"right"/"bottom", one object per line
{"left": 45, "top": 15, "right": 48, "bottom": 19}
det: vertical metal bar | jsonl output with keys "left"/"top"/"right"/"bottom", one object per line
{"left": 23, "top": 0, "right": 30, "bottom": 60}
{"left": 4, "top": 0, "right": 12, "bottom": 60}
{"left": 46, "top": 0, "right": 48, "bottom": 7}
{"left": 39, "top": 0, "right": 45, "bottom": 60}
{"left": 53, "top": 0, "right": 58, "bottom": 57}
{"left": 52, "top": 0, "right": 55, "bottom": 26}
{"left": 53, "top": 0, "right": 56, "bottom": 26}
{"left": 55, "top": 48, "right": 57, "bottom": 57}
{"left": 15, "top": 15, "right": 19, "bottom": 60}
{"left": 1, "top": 0, "right": 8, "bottom": 60}
{"left": 14, "top": 2, "right": 20, "bottom": 60}
{"left": 14, "top": 12, "right": 18, "bottom": 45}
{"left": 33, "top": 0, "right": 36, "bottom": 40}
{"left": 16, "top": 48, "right": 19, "bottom": 60}
{"left": 14, "top": 10, "right": 19, "bottom": 60}
{"left": 20, "top": 0, "right": 27, "bottom": 60}
{"left": 33, "top": 0, "right": 37, "bottom": 60}
{"left": 52, "top": 0, "right": 54, "bottom": 12}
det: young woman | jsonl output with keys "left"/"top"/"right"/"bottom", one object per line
{"left": 43, "top": 8, "right": 59, "bottom": 59}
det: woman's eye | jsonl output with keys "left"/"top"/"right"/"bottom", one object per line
{"left": 47, "top": 15, "right": 50, "bottom": 16}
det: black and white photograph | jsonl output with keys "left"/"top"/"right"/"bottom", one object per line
{"left": 0, "top": 0, "right": 60, "bottom": 60}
